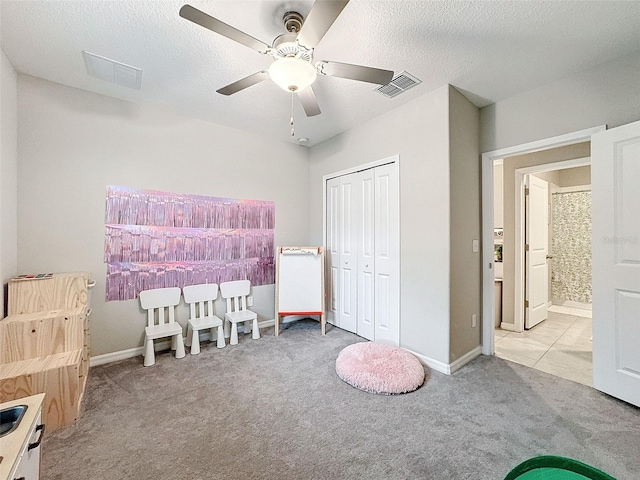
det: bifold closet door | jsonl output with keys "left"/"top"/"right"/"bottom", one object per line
{"left": 325, "top": 162, "right": 399, "bottom": 344}
{"left": 356, "top": 169, "right": 375, "bottom": 341}
{"left": 373, "top": 163, "right": 399, "bottom": 344}
{"left": 326, "top": 177, "right": 340, "bottom": 327}
{"left": 336, "top": 172, "right": 361, "bottom": 334}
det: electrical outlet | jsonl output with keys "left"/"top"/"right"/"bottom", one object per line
{"left": 247, "top": 295, "right": 254, "bottom": 307}
{"left": 471, "top": 314, "right": 477, "bottom": 328}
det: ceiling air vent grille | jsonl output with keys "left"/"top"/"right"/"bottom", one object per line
{"left": 375, "top": 71, "right": 421, "bottom": 98}
{"left": 83, "top": 51, "right": 143, "bottom": 89}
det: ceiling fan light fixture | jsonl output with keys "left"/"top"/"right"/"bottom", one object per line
{"left": 269, "top": 57, "right": 317, "bottom": 92}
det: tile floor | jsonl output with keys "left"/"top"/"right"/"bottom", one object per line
{"left": 495, "top": 307, "right": 593, "bottom": 386}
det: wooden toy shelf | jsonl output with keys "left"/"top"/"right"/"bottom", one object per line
{"left": 0, "top": 272, "right": 92, "bottom": 431}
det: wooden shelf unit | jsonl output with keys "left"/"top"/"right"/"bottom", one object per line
{"left": 0, "top": 272, "right": 91, "bottom": 431}
{"left": 8, "top": 271, "right": 90, "bottom": 315}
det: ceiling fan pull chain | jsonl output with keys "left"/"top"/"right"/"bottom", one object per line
{"left": 290, "top": 92, "right": 295, "bottom": 136}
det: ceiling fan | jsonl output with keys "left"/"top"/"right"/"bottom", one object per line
{"left": 179, "top": 0, "right": 394, "bottom": 119}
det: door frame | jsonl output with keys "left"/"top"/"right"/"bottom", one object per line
{"left": 322, "top": 155, "right": 400, "bottom": 339}
{"left": 514, "top": 158, "right": 591, "bottom": 332}
{"left": 481, "top": 127, "right": 605, "bottom": 355}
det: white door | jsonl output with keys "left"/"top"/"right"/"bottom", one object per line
{"left": 373, "top": 163, "right": 400, "bottom": 344}
{"left": 525, "top": 174, "right": 549, "bottom": 329}
{"left": 357, "top": 169, "right": 375, "bottom": 340}
{"left": 338, "top": 173, "right": 360, "bottom": 333}
{"left": 592, "top": 121, "right": 640, "bottom": 407}
{"left": 325, "top": 177, "right": 340, "bottom": 326}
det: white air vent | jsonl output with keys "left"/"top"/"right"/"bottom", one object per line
{"left": 83, "top": 51, "right": 143, "bottom": 89}
{"left": 375, "top": 71, "right": 421, "bottom": 98}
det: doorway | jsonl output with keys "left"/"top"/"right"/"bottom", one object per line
{"left": 484, "top": 121, "right": 640, "bottom": 408}
{"left": 481, "top": 126, "right": 605, "bottom": 357}
{"left": 493, "top": 159, "right": 593, "bottom": 386}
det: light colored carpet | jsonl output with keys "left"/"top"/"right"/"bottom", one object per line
{"left": 42, "top": 319, "right": 640, "bottom": 479}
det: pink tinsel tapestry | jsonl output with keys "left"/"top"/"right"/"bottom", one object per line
{"left": 104, "top": 185, "right": 275, "bottom": 301}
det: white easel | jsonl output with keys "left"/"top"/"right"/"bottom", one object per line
{"left": 274, "top": 246, "right": 325, "bottom": 336}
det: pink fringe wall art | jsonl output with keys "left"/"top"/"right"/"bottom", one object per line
{"left": 104, "top": 186, "right": 275, "bottom": 301}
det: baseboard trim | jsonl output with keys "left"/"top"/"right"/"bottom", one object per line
{"left": 499, "top": 322, "right": 518, "bottom": 332}
{"left": 91, "top": 346, "right": 145, "bottom": 366}
{"left": 90, "top": 318, "right": 277, "bottom": 367}
{"left": 552, "top": 300, "right": 592, "bottom": 310}
{"left": 263, "top": 315, "right": 309, "bottom": 328}
{"left": 403, "top": 348, "right": 450, "bottom": 375}
{"left": 449, "top": 346, "right": 482, "bottom": 374}
{"left": 403, "top": 346, "right": 482, "bottom": 375}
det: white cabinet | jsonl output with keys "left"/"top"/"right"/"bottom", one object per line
{"left": 0, "top": 394, "right": 45, "bottom": 480}
{"left": 13, "top": 409, "right": 43, "bottom": 480}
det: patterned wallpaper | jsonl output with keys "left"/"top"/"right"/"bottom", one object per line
{"left": 551, "top": 190, "right": 592, "bottom": 304}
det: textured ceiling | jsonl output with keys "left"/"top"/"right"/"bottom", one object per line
{"left": 2, "top": 1, "right": 640, "bottom": 147}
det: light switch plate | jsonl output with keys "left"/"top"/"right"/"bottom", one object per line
{"left": 472, "top": 239, "right": 479, "bottom": 253}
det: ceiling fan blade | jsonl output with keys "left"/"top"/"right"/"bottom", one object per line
{"left": 216, "top": 71, "right": 269, "bottom": 96}
{"left": 179, "top": 4, "right": 270, "bottom": 53}
{"left": 318, "top": 61, "right": 394, "bottom": 85}
{"left": 297, "top": 86, "right": 322, "bottom": 117}
{"left": 297, "top": 0, "right": 350, "bottom": 49}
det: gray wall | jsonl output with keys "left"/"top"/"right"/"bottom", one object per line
{"left": 309, "top": 85, "right": 451, "bottom": 364}
{"left": 16, "top": 75, "right": 310, "bottom": 356}
{"left": 309, "top": 85, "right": 481, "bottom": 367}
{"left": 480, "top": 50, "right": 640, "bottom": 153}
{"left": 532, "top": 170, "right": 561, "bottom": 187}
{"left": 493, "top": 163, "right": 503, "bottom": 228}
{"left": 482, "top": 49, "right": 640, "bottom": 331}
{"left": 449, "top": 87, "right": 481, "bottom": 362}
{"left": 559, "top": 166, "right": 590, "bottom": 187}
{"left": 1, "top": 50, "right": 18, "bottom": 315}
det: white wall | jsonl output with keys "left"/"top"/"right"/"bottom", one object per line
{"left": 481, "top": 50, "right": 640, "bottom": 153}
{"left": 17, "top": 75, "right": 310, "bottom": 356}
{"left": 309, "top": 85, "right": 478, "bottom": 366}
{"left": 1, "top": 49, "right": 18, "bottom": 315}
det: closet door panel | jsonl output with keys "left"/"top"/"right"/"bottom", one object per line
{"left": 339, "top": 175, "right": 358, "bottom": 333}
{"left": 326, "top": 177, "right": 340, "bottom": 325}
{"left": 374, "top": 164, "right": 400, "bottom": 344}
{"left": 357, "top": 170, "right": 375, "bottom": 340}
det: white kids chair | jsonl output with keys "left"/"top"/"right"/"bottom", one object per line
{"left": 139, "top": 287, "right": 185, "bottom": 367}
{"left": 219, "top": 280, "right": 259, "bottom": 345}
{"left": 183, "top": 283, "right": 225, "bottom": 354}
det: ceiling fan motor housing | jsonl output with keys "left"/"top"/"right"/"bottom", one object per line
{"left": 283, "top": 11, "right": 304, "bottom": 33}
{"left": 272, "top": 33, "right": 312, "bottom": 62}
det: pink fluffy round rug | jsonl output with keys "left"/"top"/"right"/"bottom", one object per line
{"left": 335, "top": 342, "right": 425, "bottom": 395}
